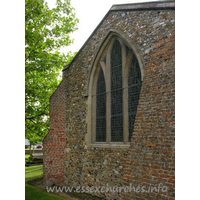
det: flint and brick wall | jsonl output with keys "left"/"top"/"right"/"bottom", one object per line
{"left": 43, "top": 2, "right": 175, "bottom": 199}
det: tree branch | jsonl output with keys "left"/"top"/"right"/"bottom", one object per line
{"left": 25, "top": 105, "right": 48, "bottom": 120}
{"left": 25, "top": 37, "right": 43, "bottom": 62}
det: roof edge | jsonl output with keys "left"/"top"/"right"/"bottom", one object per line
{"left": 111, "top": 1, "right": 175, "bottom": 11}
{"left": 63, "top": 1, "right": 175, "bottom": 72}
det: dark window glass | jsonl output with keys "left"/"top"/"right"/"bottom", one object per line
{"left": 126, "top": 45, "right": 130, "bottom": 57}
{"left": 128, "top": 54, "right": 142, "bottom": 141}
{"left": 96, "top": 67, "right": 106, "bottom": 142}
{"left": 111, "top": 40, "right": 123, "bottom": 142}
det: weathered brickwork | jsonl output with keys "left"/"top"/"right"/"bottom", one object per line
{"left": 121, "top": 34, "right": 175, "bottom": 200}
{"left": 43, "top": 78, "right": 67, "bottom": 186}
{"left": 43, "top": 2, "right": 175, "bottom": 199}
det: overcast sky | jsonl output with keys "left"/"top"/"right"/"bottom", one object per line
{"left": 47, "top": 0, "right": 158, "bottom": 54}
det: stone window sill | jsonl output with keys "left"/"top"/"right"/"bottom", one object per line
{"left": 89, "top": 142, "right": 130, "bottom": 149}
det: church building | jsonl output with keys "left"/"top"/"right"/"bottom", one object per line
{"left": 43, "top": 1, "right": 175, "bottom": 199}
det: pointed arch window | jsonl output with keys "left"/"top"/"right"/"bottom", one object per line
{"left": 88, "top": 34, "right": 143, "bottom": 148}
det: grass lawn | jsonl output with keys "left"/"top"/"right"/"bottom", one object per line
{"left": 25, "top": 155, "right": 102, "bottom": 200}
{"left": 26, "top": 182, "right": 68, "bottom": 200}
{"left": 25, "top": 158, "right": 67, "bottom": 200}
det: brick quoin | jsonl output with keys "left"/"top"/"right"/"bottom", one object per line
{"left": 43, "top": 78, "right": 67, "bottom": 186}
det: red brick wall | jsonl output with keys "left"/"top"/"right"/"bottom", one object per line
{"left": 121, "top": 35, "right": 175, "bottom": 199}
{"left": 43, "top": 78, "right": 67, "bottom": 186}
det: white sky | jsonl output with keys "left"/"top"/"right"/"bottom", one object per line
{"left": 47, "top": 0, "right": 158, "bottom": 54}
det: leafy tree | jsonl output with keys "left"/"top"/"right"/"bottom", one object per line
{"left": 25, "top": 0, "right": 78, "bottom": 145}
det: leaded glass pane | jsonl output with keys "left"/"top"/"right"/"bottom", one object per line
{"left": 126, "top": 45, "right": 130, "bottom": 57}
{"left": 111, "top": 40, "right": 123, "bottom": 142}
{"left": 104, "top": 55, "right": 106, "bottom": 64}
{"left": 96, "top": 67, "right": 106, "bottom": 142}
{"left": 128, "top": 54, "right": 142, "bottom": 141}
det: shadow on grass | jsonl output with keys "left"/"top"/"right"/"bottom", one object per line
{"left": 26, "top": 183, "right": 68, "bottom": 200}
{"left": 25, "top": 164, "right": 68, "bottom": 200}
{"left": 25, "top": 164, "right": 103, "bottom": 200}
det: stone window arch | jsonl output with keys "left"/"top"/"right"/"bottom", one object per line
{"left": 86, "top": 31, "right": 144, "bottom": 148}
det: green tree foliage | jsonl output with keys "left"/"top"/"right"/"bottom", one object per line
{"left": 25, "top": 0, "right": 78, "bottom": 144}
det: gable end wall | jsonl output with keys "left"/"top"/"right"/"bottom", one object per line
{"left": 43, "top": 2, "right": 175, "bottom": 199}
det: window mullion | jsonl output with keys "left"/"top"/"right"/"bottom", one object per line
{"left": 122, "top": 43, "right": 129, "bottom": 143}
